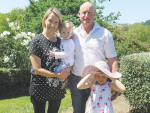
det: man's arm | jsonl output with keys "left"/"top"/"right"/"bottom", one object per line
{"left": 107, "top": 57, "right": 119, "bottom": 73}
{"left": 107, "top": 57, "right": 120, "bottom": 101}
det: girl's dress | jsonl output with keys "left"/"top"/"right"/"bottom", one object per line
{"left": 85, "top": 82, "right": 114, "bottom": 113}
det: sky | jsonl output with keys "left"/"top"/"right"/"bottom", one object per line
{"left": 0, "top": 0, "right": 150, "bottom": 24}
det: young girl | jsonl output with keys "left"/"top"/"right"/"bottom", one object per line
{"left": 50, "top": 21, "right": 75, "bottom": 89}
{"left": 77, "top": 61, "right": 126, "bottom": 113}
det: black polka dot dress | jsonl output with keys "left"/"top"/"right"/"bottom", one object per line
{"left": 29, "top": 33, "right": 66, "bottom": 102}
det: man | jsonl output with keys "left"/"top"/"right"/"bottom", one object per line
{"left": 69, "top": 2, "right": 119, "bottom": 113}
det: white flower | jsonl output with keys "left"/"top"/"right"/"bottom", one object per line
{"left": 26, "top": 36, "right": 31, "bottom": 41}
{"left": 17, "top": 26, "right": 20, "bottom": 30}
{"left": 0, "top": 33, "right": 4, "bottom": 38}
{"left": 21, "top": 32, "right": 27, "bottom": 38}
{"left": 16, "top": 33, "right": 21, "bottom": 39}
{"left": 31, "top": 33, "right": 35, "bottom": 37}
{"left": 4, "top": 56, "right": 10, "bottom": 63}
{"left": 27, "top": 32, "right": 32, "bottom": 36}
{"left": 10, "top": 54, "right": 14, "bottom": 57}
{"left": 13, "top": 33, "right": 21, "bottom": 39}
{"left": 3, "top": 31, "right": 10, "bottom": 35}
{"left": 9, "top": 22, "right": 14, "bottom": 28}
{"left": 21, "top": 39, "right": 29, "bottom": 45}
{"left": 1, "top": 31, "right": 10, "bottom": 39}
{"left": 11, "top": 26, "right": 16, "bottom": 30}
{"left": 26, "top": 47, "right": 29, "bottom": 50}
{"left": 6, "top": 18, "right": 10, "bottom": 22}
{"left": 13, "top": 36, "right": 17, "bottom": 40}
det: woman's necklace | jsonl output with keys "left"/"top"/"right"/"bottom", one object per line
{"left": 42, "top": 32, "right": 56, "bottom": 42}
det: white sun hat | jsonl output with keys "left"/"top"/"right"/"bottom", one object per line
{"left": 82, "top": 61, "right": 122, "bottom": 78}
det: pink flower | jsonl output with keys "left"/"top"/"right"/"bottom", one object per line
{"left": 102, "top": 89, "right": 105, "bottom": 92}
{"left": 97, "top": 103, "right": 100, "bottom": 108}
{"left": 92, "top": 107, "right": 96, "bottom": 110}
{"left": 93, "top": 87, "right": 96, "bottom": 92}
{"left": 108, "top": 97, "right": 111, "bottom": 101}
{"left": 101, "top": 109, "right": 104, "bottom": 113}
{"left": 99, "top": 96, "right": 102, "bottom": 101}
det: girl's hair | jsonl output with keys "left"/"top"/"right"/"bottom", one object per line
{"left": 59, "top": 21, "right": 74, "bottom": 35}
{"left": 42, "top": 8, "right": 62, "bottom": 31}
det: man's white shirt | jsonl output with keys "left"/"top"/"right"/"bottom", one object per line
{"left": 71, "top": 22, "right": 117, "bottom": 76}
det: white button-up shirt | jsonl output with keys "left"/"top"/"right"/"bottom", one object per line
{"left": 71, "top": 22, "right": 117, "bottom": 76}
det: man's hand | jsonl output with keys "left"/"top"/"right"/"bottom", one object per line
{"left": 50, "top": 51, "right": 55, "bottom": 57}
{"left": 111, "top": 91, "right": 119, "bottom": 101}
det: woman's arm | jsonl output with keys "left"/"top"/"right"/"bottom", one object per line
{"left": 111, "top": 79, "right": 126, "bottom": 92}
{"left": 30, "top": 54, "right": 70, "bottom": 80}
{"left": 77, "top": 73, "right": 95, "bottom": 89}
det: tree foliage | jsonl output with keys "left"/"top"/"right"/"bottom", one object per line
{"left": 143, "top": 19, "right": 150, "bottom": 26}
{"left": 18, "top": 0, "right": 121, "bottom": 34}
{"left": 127, "top": 23, "right": 150, "bottom": 45}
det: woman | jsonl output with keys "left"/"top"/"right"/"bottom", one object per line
{"left": 29, "top": 8, "right": 70, "bottom": 113}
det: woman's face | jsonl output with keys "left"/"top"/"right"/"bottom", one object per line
{"left": 95, "top": 71, "right": 107, "bottom": 85}
{"left": 44, "top": 12, "right": 59, "bottom": 34}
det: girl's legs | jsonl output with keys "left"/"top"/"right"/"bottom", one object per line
{"left": 31, "top": 96, "right": 46, "bottom": 113}
{"left": 47, "top": 99, "right": 61, "bottom": 113}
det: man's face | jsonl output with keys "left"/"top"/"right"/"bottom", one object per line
{"left": 78, "top": 3, "right": 95, "bottom": 27}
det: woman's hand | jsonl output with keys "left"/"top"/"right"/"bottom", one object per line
{"left": 58, "top": 68, "right": 71, "bottom": 80}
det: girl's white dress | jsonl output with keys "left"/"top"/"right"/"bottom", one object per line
{"left": 85, "top": 82, "right": 114, "bottom": 113}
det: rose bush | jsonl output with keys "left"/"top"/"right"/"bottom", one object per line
{"left": 0, "top": 18, "right": 35, "bottom": 69}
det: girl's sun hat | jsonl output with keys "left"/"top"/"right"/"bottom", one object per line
{"left": 82, "top": 61, "right": 122, "bottom": 78}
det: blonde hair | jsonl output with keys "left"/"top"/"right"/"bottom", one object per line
{"left": 59, "top": 21, "right": 74, "bottom": 35}
{"left": 42, "top": 8, "right": 62, "bottom": 31}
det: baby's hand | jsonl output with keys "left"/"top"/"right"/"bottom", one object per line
{"left": 50, "top": 51, "right": 55, "bottom": 57}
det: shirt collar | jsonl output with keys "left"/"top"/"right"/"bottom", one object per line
{"left": 77, "top": 22, "right": 100, "bottom": 33}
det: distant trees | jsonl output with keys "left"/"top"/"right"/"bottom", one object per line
{"left": 143, "top": 19, "right": 150, "bottom": 26}
{"left": 127, "top": 23, "right": 150, "bottom": 45}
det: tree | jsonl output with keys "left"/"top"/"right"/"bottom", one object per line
{"left": 127, "top": 23, "right": 150, "bottom": 45}
{"left": 19, "top": 0, "right": 121, "bottom": 34}
{"left": 143, "top": 19, "right": 150, "bottom": 26}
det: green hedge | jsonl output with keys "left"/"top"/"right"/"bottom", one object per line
{"left": 0, "top": 68, "right": 30, "bottom": 98}
{"left": 120, "top": 52, "right": 150, "bottom": 113}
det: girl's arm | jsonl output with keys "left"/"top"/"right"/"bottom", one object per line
{"left": 30, "top": 54, "right": 70, "bottom": 80}
{"left": 111, "top": 79, "right": 126, "bottom": 92}
{"left": 77, "top": 74, "right": 94, "bottom": 89}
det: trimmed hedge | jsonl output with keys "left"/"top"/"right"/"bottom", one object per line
{"left": 120, "top": 52, "right": 150, "bottom": 113}
{"left": 0, "top": 68, "right": 30, "bottom": 98}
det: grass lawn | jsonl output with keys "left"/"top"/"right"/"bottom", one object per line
{"left": 0, "top": 89, "right": 72, "bottom": 113}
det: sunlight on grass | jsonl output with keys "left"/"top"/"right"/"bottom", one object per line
{"left": 0, "top": 89, "right": 72, "bottom": 113}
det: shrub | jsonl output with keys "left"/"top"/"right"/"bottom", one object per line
{"left": 112, "top": 28, "right": 150, "bottom": 62}
{"left": 120, "top": 52, "right": 150, "bottom": 113}
{"left": 0, "top": 68, "right": 30, "bottom": 98}
{"left": 0, "top": 18, "right": 35, "bottom": 68}
{"left": 127, "top": 23, "right": 150, "bottom": 45}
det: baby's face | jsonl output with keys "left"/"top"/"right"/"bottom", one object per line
{"left": 60, "top": 28, "right": 72, "bottom": 40}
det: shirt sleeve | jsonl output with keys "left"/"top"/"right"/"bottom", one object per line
{"left": 29, "top": 36, "right": 42, "bottom": 58}
{"left": 104, "top": 30, "right": 117, "bottom": 58}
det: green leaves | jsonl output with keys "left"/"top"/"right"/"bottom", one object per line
{"left": 120, "top": 52, "right": 150, "bottom": 112}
